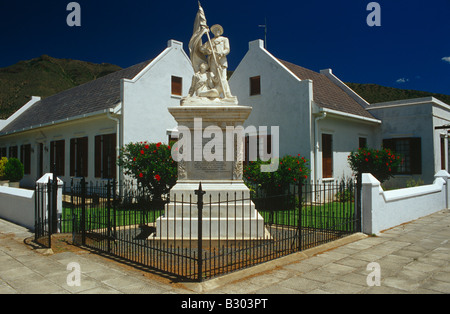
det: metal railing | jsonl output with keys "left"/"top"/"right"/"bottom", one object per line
{"left": 41, "top": 178, "right": 361, "bottom": 281}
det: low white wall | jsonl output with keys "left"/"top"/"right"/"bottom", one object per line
{"left": 362, "top": 170, "right": 450, "bottom": 234}
{"left": 0, "top": 186, "right": 35, "bottom": 230}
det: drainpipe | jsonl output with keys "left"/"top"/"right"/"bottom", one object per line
{"left": 314, "top": 111, "right": 327, "bottom": 184}
{"left": 107, "top": 110, "right": 122, "bottom": 187}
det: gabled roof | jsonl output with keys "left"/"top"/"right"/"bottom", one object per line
{"left": 0, "top": 59, "right": 152, "bottom": 135}
{"left": 278, "top": 59, "right": 375, "bottom": 119}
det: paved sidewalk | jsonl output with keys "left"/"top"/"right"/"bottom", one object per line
{"left": 0, "top": 209, "right": 449, "bottom": 294}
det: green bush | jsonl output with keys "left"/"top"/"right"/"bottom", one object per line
{"left": 5, "top": 158, "right": 24, "bottom": 182}
{"left": 117, "top": 141, "right": 177, "bottom": 200}
{"left": 0, "top": 157, "right": 8, "bottom": 180}
{"left": 244, "top": 154, "right": 310, "bottom": 196}
{"left": 348, "top": 147, "right": 401, "bottom": 183}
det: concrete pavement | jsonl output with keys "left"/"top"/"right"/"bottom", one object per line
{"left": 0, "top": 209, "right": 449, "bottom": 294}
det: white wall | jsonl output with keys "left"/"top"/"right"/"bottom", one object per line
{"left": 122, "top": 40, "right": 194, "bottom": 146}
{"left": 0, "top": 186, "right": 35, "bottom": 230}
{"left": 362, "top": 171, "right": 450, "bottom": 234}
{"left": 229, "top": 40, "right": 313, "bottom": 164}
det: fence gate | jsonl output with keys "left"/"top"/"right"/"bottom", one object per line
{"left": 35, "top": 176, "right": 58, "bottom": 248}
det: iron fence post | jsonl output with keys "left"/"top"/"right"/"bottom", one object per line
{"left": 81, "top": 177, "right": 86, "bottom": 246}
{"left": 107, "top": 179, "right": 111, "bottom": 253}
{"left": 51, "top": 169, "right": 58, "bottom": 234}
{"left": 195, "top": 183, "right": 206, "bottom": 282}
{"left": 355, "top": 173, "right": 362, "bottom": 233}
{"left": 298, "top": 182, "right": 303, "bottom": 251}
{"left": 47, "top": 177, "right": 52, "bottom": 247}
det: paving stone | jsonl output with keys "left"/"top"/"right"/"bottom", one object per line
{"left": 421, "top": 279, "right": 450, "bottom": 294}
{"left": 319, "top": 280, "right": 367, "bottom": 294}
{"left": 278, "top": 276, "right": 322, "bottom": 292}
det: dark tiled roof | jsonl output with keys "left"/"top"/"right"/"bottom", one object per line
{"left": 279, "top": 59, "right": 375, "bottom": 119}
{"left": 0, "top": 59, "right": 152, "bottom": 135}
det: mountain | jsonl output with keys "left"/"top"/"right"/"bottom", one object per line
{"left": 346, "top": 82, "right": 450, "bottom": 105}
{"left": 0, "top": 55, "right": 122, "bottom": 119}
{"left": 1, "top": 56, "right": 449, "bottom": 120}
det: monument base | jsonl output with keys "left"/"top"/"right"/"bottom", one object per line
{"left": 155, "top": 181, "right": 269, "bottom": 241}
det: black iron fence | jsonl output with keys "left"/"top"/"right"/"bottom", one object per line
{"left": 52, "top": 178, "right": 361, "bottom": 282}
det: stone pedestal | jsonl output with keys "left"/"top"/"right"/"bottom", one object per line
{"left": 155, "top": 105, "right": 267, "bottom": 240}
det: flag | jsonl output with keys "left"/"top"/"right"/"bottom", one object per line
{"left": 188, "top": 3, "right": 209, "bottom": 73}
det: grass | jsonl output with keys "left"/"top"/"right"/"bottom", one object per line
{"left": 60, "top": 206, "right": 164, "bottom": 233}
{"left": 60, "top": 200, "right": 356, "bottom": 234}
{"left": 258, "top": 201, "right": 356, "bottom": 232}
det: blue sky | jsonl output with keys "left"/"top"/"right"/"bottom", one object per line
{"left": 1, "top": 0, "right": 449, "bottom": 95}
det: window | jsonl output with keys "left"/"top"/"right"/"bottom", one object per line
{"left": 0, "top": 147, "right": 6, "bottom": 158}
{"left": 20, "top": 144, "right": 31, "bottom": 175}
{"left": 322, "top": 134, "right": 333, "bottom": 178}
{"left": 244, "top": 134, "right": 272, "bottom": 165}
{"left": 383, "top": 138, "right": 421, "bottom": 174}
{"left": 171, "top": 76, "right": 182, "bottom": 96}
{"left": 441, "top": 136, "right": 446, "bottom": 170}
{"left": 9, "top": 146, "right": 18, "bottom": 159}
{"left": 359, "top": 137, "right": 367, "bottom": 149}
{"left": 70, "top": 137, "right": 88, "bottom": 177}
{"left": 250, "top": 76, "right": 261, "bottom": 96}
{"left": 50, "top": 140, "right": 65, "bottom": 176}
{"left": 95, "top": 134, "right": 116, "bottom": 179}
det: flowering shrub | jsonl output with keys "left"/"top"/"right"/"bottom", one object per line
{"left": 244, "top": 155, "right": 310, "bottom": 196}
{"left": 117, "top": 142, "right": 177, "bottom": 200}
{"left": 347, "top": 147, "right": 401, "bottom": 183}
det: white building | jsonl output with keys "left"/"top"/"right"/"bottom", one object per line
{"left": 0, "top": 40, "right": 193, "bottom": 188}
{"left": 367, "top": 97, "right": 450, "bottom": 188}
{"left": 229, "top": 40, "right": 382, "bottom": 183}
{"left": 1, "top": 38, "right": 449, "bottom": 189}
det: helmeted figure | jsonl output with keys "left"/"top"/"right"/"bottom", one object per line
{"left": 183, "top": 2, "right": 237, "bottom": 105}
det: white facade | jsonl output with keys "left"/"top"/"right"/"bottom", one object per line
{"left": 229, "top": 39, "right": 381, "bottom": 183}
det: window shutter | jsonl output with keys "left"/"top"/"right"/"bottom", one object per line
{"left": 250, "top": 76, "right": 261, "bottom": 96}
{"left": 70, "top": 139, "right": 75, "bottom": 177}
{"left": 382, "top": 138, "right": 395, "bottom": 151}
{"left": 82, "top": 137, "right": 88, "bottom": 177}
{"left": 95, "top": 136, "right": 102, "bottom": 178}
{"left": 322, "top": 134, "right": 333, "bottom": 178}
{"left": 410, "top": 138, "right": 422, "bottom": 174}
{"left": 171, "top": 76, "right": 182, "bottom": 96}
{"left": 59, "top": 141, "right": 65, "bottom": 176}
{"left": 110, "top": 134, "right": 117, "bottom": 179}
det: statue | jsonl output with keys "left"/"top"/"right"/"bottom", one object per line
{"left": 182, "top": 2, "right": 237, "bottom": 105}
